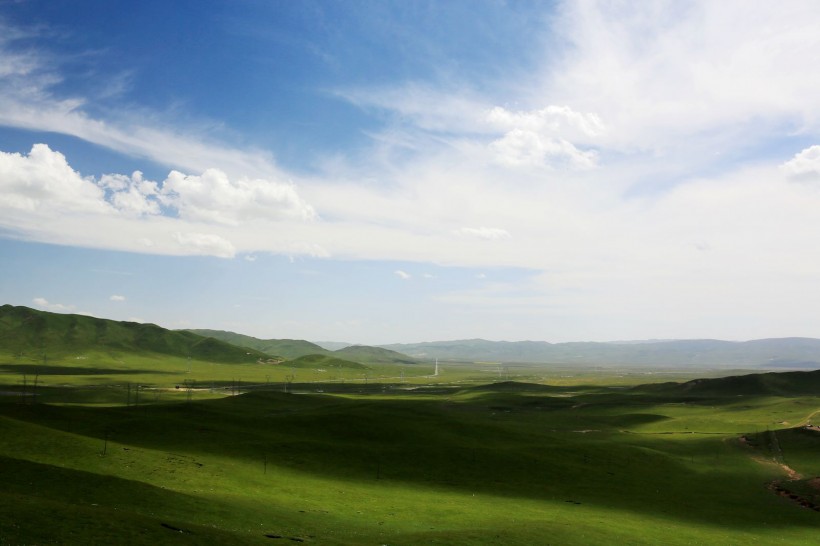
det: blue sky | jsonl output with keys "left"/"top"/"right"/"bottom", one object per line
{"left": 2, "top": 1, "right": 820, "bottom": 344}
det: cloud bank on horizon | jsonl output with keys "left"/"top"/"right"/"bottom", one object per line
{"left": 1, "top": 0, "right": 820, "bottom": 343}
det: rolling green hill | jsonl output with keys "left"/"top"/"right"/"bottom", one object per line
{"left": 187, "top": 329, "right": 328, "bottom": 359}
{"left": 640, "top": 369, "right": 820, "bottom": 397}
{"left": 286, "top": 353, "right": 368, "bottom": 370}
{"left": 188, "top": 329, "right": 418, "bottom": 365}
{"left": 333, "top": 344, "right": 418, "bottom": 365}
{"left": 0, "top": 305, "right": 268, "bottom": 364}
{"left": 1, "top": 365, "right": 819, "bottom": 544}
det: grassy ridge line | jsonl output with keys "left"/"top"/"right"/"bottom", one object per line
{"left": 0, "top": 305, "right": 269, "bottom": 364}
{"left": 187, "top": 329, "right": 330, "bottom": 359}
{"left": 188, "top": 328, "right": 419, "bottom": 366}
{"left": 636, "top": 369, "right": 820, "bottom": 397}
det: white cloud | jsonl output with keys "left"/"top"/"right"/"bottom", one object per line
{"left": 455, "top": 227, "right": 511, "bottom": 241}
{"left": 781, "top": 145, "right": 820, "bottom": 181}
{"left": 0, "top": 144, "right": 319, "bottom": 259}
{"left": 489, "top": 130, "right": 599, "bottom": 169}
{"left": 486, "top": 105, "right": 606, "bottom": 141}
{"left": 394, "top": 270, "right": 411, "bottom": 280}
{"left": 547, "top": 1, "right": 820, "bottom": 151}
{"left": 172, "top": 232, "right": 236, "bottom": 258}
{"left": 110, "top": 295, "right": 126, "bottom": 302}
{"left": 161, "top": 169, "right": 316, "bottom": 225}
{"left": 100, "top": 171, "right": 161, "bottom": 216}
{"left": 0, "top": 144, "right": 111, "bottom": 214}
{"left": 32, "top": 297, "right": 74, "bottom": 312}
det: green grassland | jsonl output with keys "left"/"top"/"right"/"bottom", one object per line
{"left": 1, "top": 356, "right": 819, "bottom": 544}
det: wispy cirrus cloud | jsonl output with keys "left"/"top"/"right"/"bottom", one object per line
{"left": 0, "top": 20, "right": 283, "bottom": 180}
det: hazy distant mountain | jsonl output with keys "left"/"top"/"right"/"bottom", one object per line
{"left": 380, "top": 338, "right": 820, "bottom": 369}
{"left": 312, "top": 341, "right": 353, "bottom": 351}
{"left": 0, "top": 305, "right": 268, "bottom": 364}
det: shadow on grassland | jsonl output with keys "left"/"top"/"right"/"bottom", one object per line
{"left": 1, "top": 387, "right": 817, "bottom": 532}
{"left": 0, "top": 364, "right": 176, "bottom": 376}
{"left": 0, "top": 455, "right": 250, "bottom": 545}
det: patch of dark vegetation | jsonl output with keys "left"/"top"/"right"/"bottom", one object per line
{"left": 769, "top": 482, "right": 820, "bottom": 512}
{"left": 264, "top": 534, "right": 306, "bottom": 542}
{"left": 0, "top": 364, "right": 173, "bottom": 376}
{"left": 160, "top": 522, "right": 190, "bottom": 533}
{"left": 466, "top": 381, "right": 567, "bottom": 393}
{"left": 635, "top": 369, "right": 820, "bottom": 397}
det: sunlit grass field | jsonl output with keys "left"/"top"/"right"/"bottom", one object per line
{"left": 1, "top": 354, "right": 818, "bottom": 545}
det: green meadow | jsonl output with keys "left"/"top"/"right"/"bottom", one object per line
{"left": 1, "top": 348, "right": 819, "bottom": 545}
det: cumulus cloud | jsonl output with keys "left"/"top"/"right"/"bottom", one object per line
{"left": 32, "top": 297, "right": 74, "bottom": 312}
{"left": 489, "top": 130, "right": 599, "bottom": 169}
{"left": 394, "top": 270, "right": 411, "bottom": 280}
{"left": 160, "top": 169, "right": 316, "bottom": 225}
{"left": 455, "top": 227, "right": 511, "bottom": 240}
{"left": 100, "top": 171, "right": 161, "bottom": 216}
{"left": 110, "top": 294, "right": 126, "bottom": 302}
{"left": 781, "top": 145, "right": 820, "bottom": 181}
{"left": 486, "top": 105, "right": 605, "bottom": 140}
{"left": 485, "top": 105, "right": 603, "bottom": 169}
{"left": 0, "top": 144, "right": 319, "bottom": 259}
{"left": 0, "top": 144, "right": 111, "bottom": 214}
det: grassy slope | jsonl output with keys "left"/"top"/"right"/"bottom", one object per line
{"left": 333, "top": 345, "right": 418, "bottom": 365}
{"left": 187, "top": 329, "right": 419, "bottom": 366}
{"left": 286, "top": 353, "right": 368, "bottom": 370}
{"left": 187, "top": 329, "right": 328, "bottom": 359}
{"left": 1, "top": 363, "right": 819, "bottom": 544}
{"left": 639, "top": 369, "right": 820, "bottom": 396}
{"left": 0, "top": 305, "right": 269, "bottom": 365}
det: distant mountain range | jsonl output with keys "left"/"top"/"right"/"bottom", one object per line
{"left": 3, "top": 305, "right": 818, "bottom": 370}
{"left": 378, "top": 338, "right": 820, "bottom": 369}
